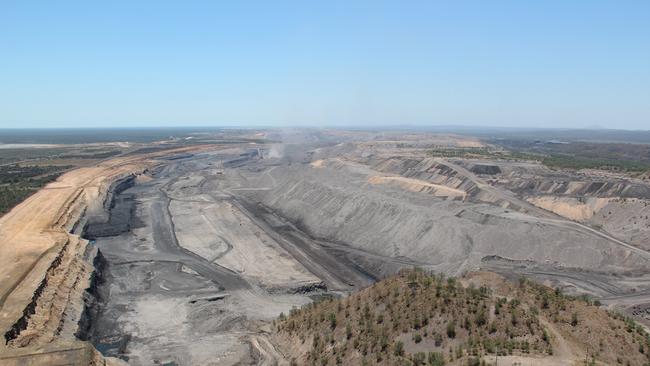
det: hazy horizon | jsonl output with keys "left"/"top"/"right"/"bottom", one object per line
{"left": 2, "top": 1, "right": 648, "bottom": 129}
{"left": 0, "top": 124, "right": 650, "bottom": 132}
{"left": 0, "top": 123, "right": 650, "bottom": 132}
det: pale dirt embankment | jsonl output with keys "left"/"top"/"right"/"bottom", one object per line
{"left": 0, "top": 145, "right": 218, "bottom": 365}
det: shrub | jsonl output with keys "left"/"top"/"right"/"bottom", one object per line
{"left": 542, "top": 329, "right": 550, "bottom": 343}
{"left": 328, "top": 313, "right": 337, "bottom": 329}
{"left": 428, "top": 352, "right": 445, "bottom": 366}
{"left": 394, "top": 340, "right": 405, "bottom": 356}
{"left": 413, "top": 352, "right": 426, "bottom": 365}
{"left": 434, "top": 332, "right": 443, "bottom": 346}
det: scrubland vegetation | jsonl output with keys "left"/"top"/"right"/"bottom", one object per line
{"left": 430, "top": 141, "right": 650, "bottom": 173}
{"left": 0, "top": 164, "right": 70, "bottom": 215}
{"left": 0, "top": 145, "right": 127, "bottom": 216}
{"left": 275, "top": 269, "right": 650, "bottom": 365}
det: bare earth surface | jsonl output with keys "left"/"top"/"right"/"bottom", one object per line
{"left": 2, "top": 131, "right": 650, "bottom": 365}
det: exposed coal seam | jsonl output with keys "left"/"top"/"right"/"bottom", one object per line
{"left": 76, "top": 175, "right": 139, "bottom": 343}
{"left": 75, "top": 249, "right": 107, "bottom": 341}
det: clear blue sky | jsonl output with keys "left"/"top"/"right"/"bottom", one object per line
{"left": 1, "top": 1, "right": 649, "bottom": 129}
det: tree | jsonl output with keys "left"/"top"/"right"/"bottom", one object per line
{"left": 475, "top": 310, "right": 487, "bottom": 327}
{"left": 447, "top": 321, "right": 456, "bottom": 338}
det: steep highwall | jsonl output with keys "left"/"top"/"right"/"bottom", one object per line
{"left": 3, "top": 172, "right": 141, "bottom": 348}
{"left": 74, "top": 249, "right": 108, "bottom": 342}
{"left": 100, "top": 174, "right": 138, "bottom": 212}
{"left": 84, "top": 175, "right": 137, "bottom": 239}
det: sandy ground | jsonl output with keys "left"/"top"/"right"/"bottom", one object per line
{"left": 526, "top": 196, "right": 612, "bottom": 222}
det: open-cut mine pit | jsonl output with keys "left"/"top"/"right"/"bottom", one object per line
{"left": 2, "top": 131, "right": 650, "bottom": 365}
